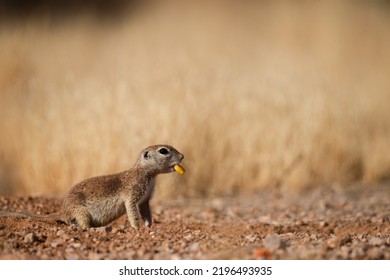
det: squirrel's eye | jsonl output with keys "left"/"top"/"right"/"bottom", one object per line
{"left": 158, "top": 148, "right": 169, "bottom": 155}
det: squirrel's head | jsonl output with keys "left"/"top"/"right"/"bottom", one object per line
{"left": 137, "top": 145, "right": 185, "bottom": 175}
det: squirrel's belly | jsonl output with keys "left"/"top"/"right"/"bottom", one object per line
{"left": 87, "top": 196, "right": 126, "bottom": 226}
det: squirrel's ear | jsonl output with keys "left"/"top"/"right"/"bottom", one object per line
{"left": 143, "top": 151, "right": 149, "bottom": 159}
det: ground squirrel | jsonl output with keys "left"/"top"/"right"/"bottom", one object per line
{"left": 0, "top": 145, "right": 185, "bottom": 229}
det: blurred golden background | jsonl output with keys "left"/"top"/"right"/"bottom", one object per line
{"left": 0, "top": 0, "right": 389, "bottom": 197}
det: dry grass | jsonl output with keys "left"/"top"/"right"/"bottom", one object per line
{"left": 0, "top": 1, "right": 389, "bottom": 197}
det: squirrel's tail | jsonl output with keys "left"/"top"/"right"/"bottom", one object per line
{"left": 0, "top": 211, "right": 60, "bottom": 222}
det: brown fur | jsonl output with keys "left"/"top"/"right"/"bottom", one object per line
{"left": 0, "top": 145, "right": 184, "bottom": 229}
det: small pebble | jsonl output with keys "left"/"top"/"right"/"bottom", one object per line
{"left": 264, "top": 234, "right": 283, "bottom": 251}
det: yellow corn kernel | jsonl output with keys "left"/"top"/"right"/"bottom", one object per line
{"left": 174, "top": 164, "right": 185, "bottom": 175}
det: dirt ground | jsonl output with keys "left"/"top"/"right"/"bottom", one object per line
{"left": 0, "top": 185, "right": 389, "bottom": 260}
